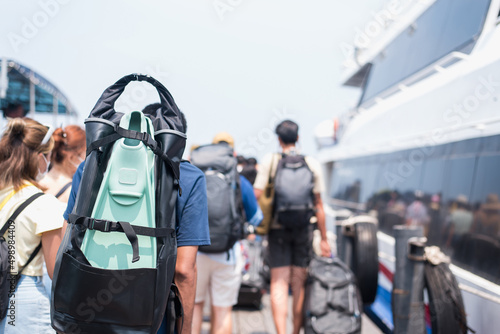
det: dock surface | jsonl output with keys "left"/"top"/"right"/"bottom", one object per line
{"left": 201, "top": 293, "right": 382, "bottom": 334}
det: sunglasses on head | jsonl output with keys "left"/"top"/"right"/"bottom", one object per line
{"left": 41, "top": 124, "right": 55, "bottom": 145}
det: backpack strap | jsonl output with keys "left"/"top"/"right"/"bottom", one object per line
{"left": 16, "top": 243, "right": 42, "bottom": 277}
{"left": 166, "top": 284, "right": 184, "bottom": 334}
{"left": 268, "top": 153, "right": 280, "bottom": 183}
{"left": 86, "top": 125, "right": 181, "bottom": 194}
{"left": 54, "top": 182, "right": 72, "bottom": 199}
{"left": 1, "top": 192, "right": 45, "bottom": 281}
{"left": 69, "top": 214, "right": 175, "bottom": 263}
{"left": 1, "top": 192, "right": 45, "bottom": 237}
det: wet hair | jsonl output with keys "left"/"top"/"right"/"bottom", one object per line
{"left": 142, "top": 103, "right": 187, "bottom": 134}
{"left": 0, "top": 117, "right": 54, "bottom": 191}
{"left": 275, "top": 120, "right": 298, "bottom": 144}
{"left": 50, "top": 125, "right": 86, "bottom": 164}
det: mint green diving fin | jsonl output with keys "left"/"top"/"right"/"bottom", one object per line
{"left": 81, "top": 111, "right": 157, "bottom": 269}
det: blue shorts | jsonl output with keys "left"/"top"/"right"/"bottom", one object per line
{"left": 0, "top": 275, "right": 52, "bottom": 333}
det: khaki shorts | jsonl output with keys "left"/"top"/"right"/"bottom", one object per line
{"left": 195, "top": 253, "right": 242, "bottom": 307}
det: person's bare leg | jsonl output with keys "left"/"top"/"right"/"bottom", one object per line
{"left": 290, "top": 266, "right": 308, "bottom": 334}
{"left": 270, "top": 266, "right": 291, "bottom": 334}
{"left": 192, "top": 301, "right": 204, "bottom": 334}
{"left": 210, "top": 305, "right": 233, "bottom": 334}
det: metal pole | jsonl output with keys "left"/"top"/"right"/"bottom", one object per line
{"left": 29, "top": 74, "right": 35, "bottom": 118}
{"left": 0, "top": 57, "right": 8, "bottom": 99}
{"left": 53, "top": 95, "right": 58, "bottom": 127}
{"left": 407, "top": 237, "right": 427, "bottom": 334}
{"left": 336, "top": 223, "right": 345, "bottom": 262}
{"left": 392, "top": 225, "right": 423, "bottom": 334}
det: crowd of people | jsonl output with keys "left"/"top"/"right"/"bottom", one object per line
{"left": 377, "top": 188, "right": 500, "bottom": 264}
{"left": 0, "top": 108, "right": 330, "bottom": 334}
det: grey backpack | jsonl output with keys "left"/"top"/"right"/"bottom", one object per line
{"left": 274, "top": 153, "right": 315, "bottom": 229}
{"left": 304, "top": 256, "right": 362, "bottom": 334}
{"left": 190, "top": 143, "right": 244, "bottom": 253}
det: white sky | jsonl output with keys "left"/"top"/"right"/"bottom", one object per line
{"left": 1, "top": 0, "right": 389, "bottom": 160}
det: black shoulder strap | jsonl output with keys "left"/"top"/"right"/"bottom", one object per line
{"left": 1, "top": 192, "right": 45, "bottom": 236}
{"left": 55, "top": 182, "right": 72, "bottom": 199}
{"left": 1, "top": 192, "right": 45, "bottom": 278}
{"left": 17, "top": 243, "right": 42, "bottom": 276}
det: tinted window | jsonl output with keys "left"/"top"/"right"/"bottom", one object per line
{"left": 361, "top": 0, "right": 491, "bottom": 104}
{"left": 381, "top": 156, "right": 423, "bottom": 201}
{"left": 442, "top": 157, "right": 476, "bottom": 204}
{"left": 328, "top": 139, "right": 500, "bottom": 283}
{"left": 421, "top": 159, "right": 446, "bottom": 195}
{"left": 470, "top": 155, "right": 500, "bottom": 204}
{"left": 35, "top": 85, "right": 55, "bottom": 113}
{"left": 330, "top": 161, "right": 355, "bottom": 201}
{"left": 450, "top": 155, "right": 500, "bottom": 283}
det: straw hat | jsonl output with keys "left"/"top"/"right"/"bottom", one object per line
{"left": 482, "top": 193, "right": 500, "bottom": 210}
{"left": 212, "top": 132, "right": 234, "bottom": 148}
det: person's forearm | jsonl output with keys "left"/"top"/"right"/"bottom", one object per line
{"left": 175, "top": 245, "right": 198, "bottom": 334}
{"left": 316, "top": 205, "right": 327, "bottom": 240}
{"left": 254, "top": 188, "right": 263, "bottom": 200}
{"left": 314, "top": 194, "right": 327, "bottom": 240}
{"left": 175, "top": 268, "right": 196, "bottom": 334}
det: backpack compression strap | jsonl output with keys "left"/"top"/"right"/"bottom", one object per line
{"left": 86, "top": 125, "right": 181, "bottom": 194}
{"left": 69, "top": 214, "right": 175, "bottom": 263}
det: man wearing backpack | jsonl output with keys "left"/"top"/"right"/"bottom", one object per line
{"left": 254, "top": 120, "right": 331, "bottom": 334}
{"left": 62, "top": 106, "right": 211, "bottom": 334}
{"left": 191, "top": 132, "right": 263, "bottom": 334}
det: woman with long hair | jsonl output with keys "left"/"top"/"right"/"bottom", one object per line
{"left": 40, "top": 125, "right": 85, "bottom": 203}
{"left": 0, "top": 118, "right": 65, "bottom": 333}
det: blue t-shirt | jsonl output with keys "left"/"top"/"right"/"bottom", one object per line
{"left": 199, "top": 175, "right": 263, "bottom": 264}
{"left": 64, "top": 161, "right": 210, "bottom": 247}
{"left": 240, "top": 175, "right": 263, "bottom": 226}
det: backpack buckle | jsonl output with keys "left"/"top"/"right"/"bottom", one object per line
{"left": 90, "top": 218, "right": 111, "bottom": 232}
{"left": 145, "top": 134, "right": 158, "bottom": 151}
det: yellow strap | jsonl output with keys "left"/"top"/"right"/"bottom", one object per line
{"left": 0, "top": 184, "right": 30, "bottom": 211}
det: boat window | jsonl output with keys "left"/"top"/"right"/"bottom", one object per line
{"left": 420, "top": 159, "right": 446, "bottom": 196}
{"left": 329, "top": 136, "right": 500, "bottom": 283}
{"left": 58, "top": 100, "right": 69, "bottom": 115}
{"left": 0, "top": 61, "right": 74, "bottom": 117}
{"left": 329, "top": 159, "right": 377, "bottom": 206}
{"left": 358, "top": 163, "right": 378, "bottom": 203}
{"left": 470, "top": 155, "right": 500, "bottom": 204}
{"left": 381, "top": 157, "right": 423, "bottom": 202}
{"left": 35, "top": 85, "right": 57, "bottom": 113}
{"left": 449, "top": 155, "right": 500, "bottom": 284}
{"left": 330, "top": 161, "right": 354, "bottom": 202}
{"left": 360, "top": 0, "right": 491, "bottom": 105}
{"left": 450, "top": 137, "right": 482, "bottom": 157}
{"left": 442, "top": 157, "right": 476, "bottom": 204}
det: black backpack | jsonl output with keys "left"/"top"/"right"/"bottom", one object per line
{"left": 274, "top": 153, "right": 315, "bottom": 229}
{"left": 50, "top": 74, "right": 186, "bottom": 334}
{"left": 190, "top": 143, "right": 245, "bottom": 253}
{"left": 1, "top": 192, "right": 44, "bottom": 321}
{"left": 304, "top": 256, "right": 362, "bottom": 334}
